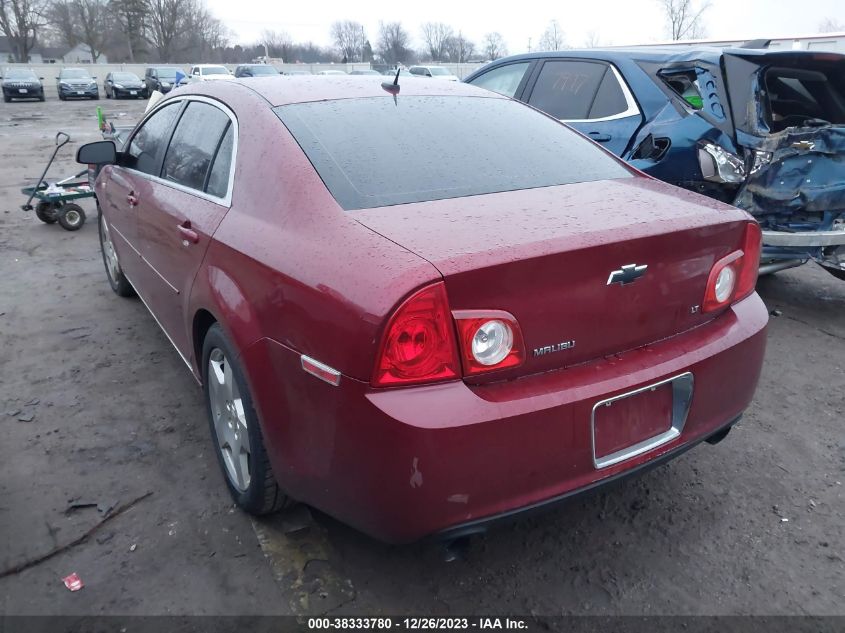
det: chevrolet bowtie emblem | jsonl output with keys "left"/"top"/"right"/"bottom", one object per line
{"left": 607, "top": 264, "right": 648, "bottom": 286}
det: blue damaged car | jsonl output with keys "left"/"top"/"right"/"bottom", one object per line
{"left": 465, "top": 47, "right": 845, "bottom": 280}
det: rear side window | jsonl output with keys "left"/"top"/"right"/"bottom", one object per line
{"left": 589, "top": 69, "right": 629, "bottom": 118}
{"left": 659, "top": 69, "right": 704, "bottom": 109}
{"left": 126, "top": 102, "right": 181, "bottom": 175}
{"left": 469, "top": 62, "right": 530, "bottom": 97}
{"left": 161, "top": 101, "right": 231, "bottom": 193}
{"left": 275, "top": 95, "right": 630, "bottom": 210}
{"left": 206, "top": 125, "right": 234, "bottom": 198}
{"left": 527, "top": 60, "right": 607, "bottom": 119}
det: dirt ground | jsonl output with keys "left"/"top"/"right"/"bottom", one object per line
{"left": 0, "top": 97, "right": 842, "bottom": 618}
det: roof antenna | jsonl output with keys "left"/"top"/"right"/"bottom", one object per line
{"left": 381, "top": 67, "right": 400, "bottom": 97}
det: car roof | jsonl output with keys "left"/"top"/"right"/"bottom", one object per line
{"left": 225, "top": 75, "right": 493, "bottom": 106}
{"left": 486, "top": 46, "right": 845, "bottom": 67}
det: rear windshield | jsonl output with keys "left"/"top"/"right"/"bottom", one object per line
{"left": 429, "top": 67, "right": 451, "bottom": 76}
{"left": 274, "top": 95, "right": 630, "bottom": 210}
{"left": 156, "top": 68, "right": 179, "bottom": 78}
{"left": 202, "top": 66, "right": 229, "bottom": 75}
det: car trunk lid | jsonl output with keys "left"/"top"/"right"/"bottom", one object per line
{"left": 354, "top": 177, "right": 752, "bottom": 381}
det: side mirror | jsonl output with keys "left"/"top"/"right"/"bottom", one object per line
{"left": 39, "top": 76, "right": 44, "bottom": 80}
{"left": 77, "top": 140, "right": 116, "bottom": 165}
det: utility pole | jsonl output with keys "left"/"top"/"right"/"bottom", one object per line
{"left": 527, "top": 37, "right": 532, "bottom": 52}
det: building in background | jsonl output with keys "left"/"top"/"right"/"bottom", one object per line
{"left": 0, "top": 37, "right": 107, "bottom": 64}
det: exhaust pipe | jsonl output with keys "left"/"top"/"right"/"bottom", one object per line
{"left": 759, "top": 259, "right": 806, "bottom": 276}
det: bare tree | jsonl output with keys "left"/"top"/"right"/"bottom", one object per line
{"left": 420, "top": 21, "right": 452, "bottom": 61}
{"left": 658, "top": 0, "right": 710, "bottom": 40}
{"left": 261, "top": 28, "right": 293, "bottom": 60}
{"left": 330, "top": 19, "right": 364, "bottom": 62}
{"left": 445, "top": 31, "right": 474, "bottom": 62}
{"left": 482, "top": 32, "right": 507, "bottom": 60}
{"left": 537, "top": 19, "right": 566, "bottom": 51}
{"left": 583, "top": 30, "right": 601, "bottom": 48}
{"left": 66, "top": 0, "right": 110, "bottom": 62}
{"left": 0, "top": 0, "right": 47, "bottom": 62}
{"left": 146, "top": 0, "right": 183, "bottom": 60}
{"left": 377, "top": 20, "right": 411, "bottom": 65}
{"left": 819, "top": 17, "right": 845, "bottom": 33}
{"left": 108, "top": 0, "right": 147, "bottom": 62}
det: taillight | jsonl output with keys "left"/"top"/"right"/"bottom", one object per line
{"left": 453, "top": 310, "right": 525, "bottom": 376}
{"left": 736, "top": 221, "right": 762, "bottom": 301}
{"left": 702, "top": 221, "right": 762, "bottom": 312}
{"left": 372, "top": 282, "right": 460, "bottom": 387}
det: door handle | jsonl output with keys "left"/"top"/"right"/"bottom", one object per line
{"left": 177, "top": 221, "right": 199, "bottom": 244}
{"left": 127, "top": 191, "right": 139, "bottom": 207}
{"left": 587, "top": 132, "right": 612, "bottom": 142}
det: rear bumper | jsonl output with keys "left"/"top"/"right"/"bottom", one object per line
{"left": 762, "top": 228, "right": 845, "bottom": 247}
{"left": 243, "top": 293, "right": 769, "bottom": 543}
{"left": 435, "top": 413, "right": 740, "bottom": 541}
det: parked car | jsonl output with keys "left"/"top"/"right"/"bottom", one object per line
{"left": 57, "top": 68, "right": 98, "bottom": 100}
{"left": 349, "top": 69, "right": 381, "bottom": 75}
{"left": 76, "top": 77, "right": 767, "bottom": 543}
{"left": 465, "top": 48, "right": 845, "bottom": 281}
{"left": 1, "top": 68, "right": 45, "bottom": 102}
{"left": 233, "top": 64, "right": 280, "bottom": 78}
{"left": 316, "top": 69, "right": 346, "bottom": 75}
{"left": 104, "top": 71, "right": 146, "bottom": 99}
{"left": 409, "top": 65, "right": 460, "bottom": 81}
{"left": 144, "top": 67, "right": 184, "bottom": 94}
{"left": 187, "top": 64, "right": 233, "bottom": 82}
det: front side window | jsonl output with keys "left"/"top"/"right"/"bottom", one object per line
{"left": 589, "top": 68, "right": 629, "bottom": 118}
{"left": 527, "top": 60, "right": 607, "bottom": 120}
{"left": 469, "top": 62, "right": 530, "bottom": 97}
{"left": 161, "top": 101, "right": 232, "bottom": 193}
{"left": 126, "top": 102, "right": 181, "bottom": 175}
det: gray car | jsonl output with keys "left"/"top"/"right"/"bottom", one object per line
{"left": 104, "top": 71, "right": 146, "bottom": 99}
{"left": 57, "top": 68, "right": 98, "bottom": 100}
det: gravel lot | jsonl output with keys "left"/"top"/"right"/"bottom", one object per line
{"left": 0, "top": 97, "right": 842, "bottom": 618}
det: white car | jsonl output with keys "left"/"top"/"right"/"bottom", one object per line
{"left": 408, "top": 65, "right": 459, "bottom": 81}
{"left": 187, "top": 65, "right": 234, "bottom": 83}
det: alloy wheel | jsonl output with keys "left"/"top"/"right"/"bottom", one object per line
{"left": 208, "top": 348, "right": 251, "bottom": 491}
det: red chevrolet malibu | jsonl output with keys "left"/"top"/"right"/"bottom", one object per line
{"left": 77, "top": 77, "right": 768, "bottom": 543}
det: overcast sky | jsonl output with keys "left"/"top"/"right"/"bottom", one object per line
{"left": 207, "top": 0, "right": 843, "bottom": 53}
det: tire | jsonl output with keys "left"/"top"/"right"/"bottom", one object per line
{"left": 57, "top": 203, "right": 86, "bottom": 231}
{"left": 59, "top": 94, "right": 66, "bottom": 101}
{"left": 3, "top": 95, "right": 10, "bottom": 103}
{"left": 93, "top": 94, "right": 100, "bottom": 100}
{"left": 38, "top": 95, "right": 45, "bottom": 102}
{"left": 98, "top": 212, "right": 134, "bottom": 297}
{"left": 202, "top": 323, "right": 290, "bottom": 515}
{"left": 35, "top": 201, "right": 58, "bottom": 224}
{"left": 105, "top": 89, "right": 111, "bottom": 98}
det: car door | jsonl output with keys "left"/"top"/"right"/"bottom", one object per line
{"left": 134, "top": 98, "right": 236, "bottom": 359}
{"left": 101, "top": 101, "right": 183, "bottom": 287}
{"left": 522, "top": 59, "right": 642, "bottom": 156}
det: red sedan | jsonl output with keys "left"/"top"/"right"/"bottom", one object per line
{"left": 77, "top": 77, "right": 768, "bottom": 543}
